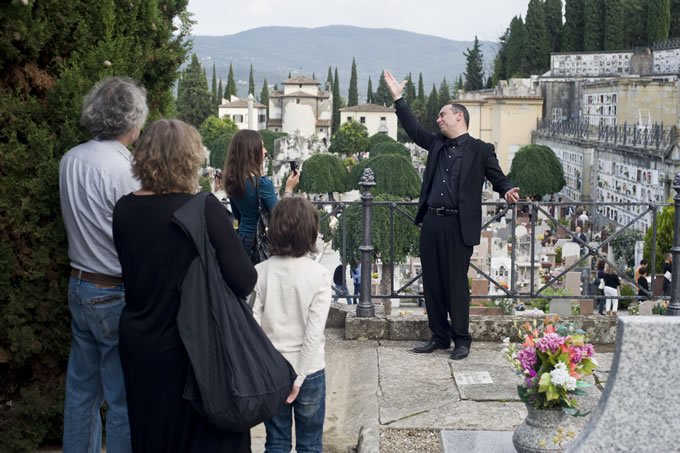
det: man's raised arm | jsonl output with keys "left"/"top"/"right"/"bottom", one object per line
{"left": 384, "top": 71, "right": 436, "bottom": 149}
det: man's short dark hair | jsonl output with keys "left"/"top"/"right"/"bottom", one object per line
{"left": 269, "top": 196, "right": 319, "bottom": 257}
{"left": 639, "top": 266, "right": 647, "bottom": 276}
{"left": 449, "top": 103, "right": 469, "bottom": 128}
{"left": 640, "top": 259, "right": 648, "bottom": 265}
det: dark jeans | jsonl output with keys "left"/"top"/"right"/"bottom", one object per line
{"left": 264, "top": 369, "right": 326, "bottom": 453}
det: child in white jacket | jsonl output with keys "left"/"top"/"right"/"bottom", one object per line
{"left": 252, "top": 196, "right": 331, "bottom": 453}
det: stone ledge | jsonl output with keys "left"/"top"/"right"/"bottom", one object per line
{"left": 344, "top": 313, "right": 618, "bottom": 344}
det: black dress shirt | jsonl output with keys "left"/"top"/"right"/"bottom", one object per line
{"left": 427, "top": 133, "right": 469, "bottom": 209}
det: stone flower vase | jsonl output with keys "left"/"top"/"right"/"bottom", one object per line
{"left": 513, "top": 403, "right": 569, "bottom": 453}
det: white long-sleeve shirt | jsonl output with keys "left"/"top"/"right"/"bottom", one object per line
{"left": 253, "top": 255, "right": 332, "bottom": 387}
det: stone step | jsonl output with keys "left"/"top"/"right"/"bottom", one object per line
{"left": 440, "top": 430, "right": 515, "bottom": 453}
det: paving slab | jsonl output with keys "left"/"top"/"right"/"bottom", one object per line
{"left": 440, "top": 430, "right": 515, "bottom": 453}
{"left": 454, "top": 367, "right": 522, "bottom": 402}
{"left": 377, "top": 346, "right": 452, "bottom": 380}
{"left": 379, "top": 378, "right": 460, "bottom": 425}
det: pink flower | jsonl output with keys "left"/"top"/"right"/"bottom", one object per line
{"left": 572, "top": 344, "right": 595, "bottom": 363}
{"left": 536, "top": 333, "right": 566, "bottom": 353}
{"left": 518, "top": 347, "right": 537, "bottom": 371}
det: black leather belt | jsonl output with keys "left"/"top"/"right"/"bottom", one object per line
{"left": 71, "top": 268, "right": 123, "bottom": 286}
{"left": 428, "top": 207, "right": 459, "bottom": 216}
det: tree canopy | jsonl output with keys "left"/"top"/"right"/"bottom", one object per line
{"left": 522, "top": 0, "right": 550, "bottom": 74}
{"left": 464, "top": 36, "right": 484, "bottom": 91}
{"left": 199, "top": 115, "right": 238, "bottom": 156}
{"left": 507, "top": 144, "right": 566, "bottom": 198}
{"left": 644, "top": 205, "right": 674, "bottom": 273}
{"left": 0, "top": 0, "right": 191, "bottom": 448}
{"left": 369, "top": 142, "right": 411, "bottom": 159}
{"left": 298, "top": 153, "right": 348, "bottom": 196}
{"left": 177, "top": 54, "right": 213, "bottom": 128}
{"left": 347, "top": 154, "right": 421, "bottom": 199}
{"left": 329, "top": 120, "right": 369, "bottom": 156}
{"left": 368, "top": 132, "right": 396, "bottom": 150}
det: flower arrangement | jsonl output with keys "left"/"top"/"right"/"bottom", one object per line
{"left": 503, "top": 316, "right": 597, "bottom": 415}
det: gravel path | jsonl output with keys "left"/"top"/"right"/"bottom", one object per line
{"left": 380, "top": 428, "right": 441, "bottom": 453}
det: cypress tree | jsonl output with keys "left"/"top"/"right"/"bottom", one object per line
{"left": 545, "top": 0, "right": 564, "bottom": 52}
{"left": 288, "top": 71, "right": 292, "bottom": 78}
{"left": 464, "top": 36, "right": 484, "bottom": 91}
{"left": 584, "top": 0, "right": 604, "bottom": 50}
{"left": 375, "top": 71, "right": 391, "bottom": 106}
{"left": 522, "top": 0, "right": 551, "bottom": 74}
{"left": 405, "top": 73, "right": 416, "bottom": 105}
{"left": 671, "top": 0, "right": 680, "bottom": 38}
{"left": 366, "top": 76, "right": 374, "bottom": 103}
{"left": 439, "top": 78, "right": 450, "bottom": 103}
{"left": 424, "top": 84, "right": 440, "bottom": 133}
{"left": 623, "top": 0, "right": 648, "bottom": 48}
{"left": 177, "top": 54, "right": 213, "bottom": 128}
{"left": 348, "top": 57, "right": 358, "bottom": 106}
{"left": 417, "top": 73, "right": 425, "bottom": 106}
{"left": 211, "top": 63, "right": 217, "bottom": 107}
{"left": 492, "top": 26, "right": 510, "bottom": 85}
{"left": 225, "top": 63, "right": 236, "bottom": 99}
{"left": 332, "top": 67, "right": 341, "bottom": 135}
{"left": 604, "top": 0, "right": 625, "bottom": 50}
{"left": 563, "top": 0, "right": 585, "bottom": 51}
{"left": 248, "top": 64, "right": 255, "bottom": 95}
{"left": 260, "top": 77, "right": 270, "bottom": 120}
{"left": 312, "top": 72, "right": 316, "bottom": 80}
{"left": 327, "top": 66, "right": 333, "bottom": 85}
{"left": 648, "top": 0, "right": 671, "bottom": 44}
{"left": 217, "top": 79, "right": 223, "bottom": 105}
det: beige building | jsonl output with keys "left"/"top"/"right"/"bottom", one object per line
{"left": 267, "top": 75, "right": 333, "bottom": 140}
{"left": 457, "top": 94, "right": 544, "bottom": 172}
{"left": 338, "top": 104, "right": 398, "bottom": 140}
{"left": 218, "top": 96, "right": 267, "bottom": 130}
{"left": 582, "top": 78, "right": 679, "bottom": 128}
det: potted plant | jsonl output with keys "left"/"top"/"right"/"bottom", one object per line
{"left": 503, "top": 316, "right": 597, "bottom": 452}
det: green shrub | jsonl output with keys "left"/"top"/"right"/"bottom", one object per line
{"left": 369, "top": 142, "right": 411, "bottom": 159}
{"left": 619, "top": 284, "right": 636, "bottom": 309}
{"left": 0, "top": 1, "right": 191, "bottom": 450}
{"left": 368, "top": 132, "right": 395, "bottom": 149}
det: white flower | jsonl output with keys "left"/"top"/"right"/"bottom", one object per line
{"left": 550, "top": 362, "right": 577, "bottom": 391}
{"left": 503, "top": 337, "right": 511, "bottom": 344}
{"left": 502, "top": 348, "right": 509, "bottom": 354}
{"left": 565, "top": 376, "right": 577, "bottom": 391}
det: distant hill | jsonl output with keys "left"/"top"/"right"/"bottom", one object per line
{"left": 190, "top": 25, "right": 497, "bottom": 101}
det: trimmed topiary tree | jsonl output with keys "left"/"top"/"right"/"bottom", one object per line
{"left": 347, "top": 154, "right": 421, "bottom": 199}
{"left": 0, "top": 1, "right": 192, "bottom": 449}
{"left": 644, "top": 205, "right": 674, "bottom": 273}
{"left": 369, "top": 142, "right": 411, "bottom": 159}
{"left": 298, "top": 153, "right": 348, "bottom": 200}
{"left": 507, "top": 144, "right": 566, "bottom": 198}
{"left": 368, "top": 132, "right": 396, "bottom": 150}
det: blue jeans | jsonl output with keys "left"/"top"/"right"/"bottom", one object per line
{"left": 63, "top": 276, "right": 131, "bottom": 453}
{"left": 264, "top": 369, "right": 326, "bottom": 453}
{"left": 334, "top": 283, "right": 352, "bottom": 304}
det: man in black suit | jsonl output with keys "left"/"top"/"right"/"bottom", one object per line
{"left": 385, "top": 72, "right": 520, "bottom": 360}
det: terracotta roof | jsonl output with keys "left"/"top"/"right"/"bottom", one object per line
{"left": 282, "top": 75, "right": 319, "bottom": 85}
{"left": 267, "top": 119, "right": 282, "bottom": 127}
{"left": 339, "top": 103, "right": 395, "bottom": 113}
{"left": 316, "top": 120, "right": 331, "bottom": 126}
{"left": 218, "top": 99, "right": 266, "bottom": 109}
{"left": 483, "top": 96, "right": 544, "bottom": 101}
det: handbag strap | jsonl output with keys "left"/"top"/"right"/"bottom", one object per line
{"left": 254, "top": 176, "right": 263, "bottom": 213}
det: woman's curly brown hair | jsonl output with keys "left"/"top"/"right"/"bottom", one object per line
{"left": 132, "top": 119, "right": 205, "bottom": 194}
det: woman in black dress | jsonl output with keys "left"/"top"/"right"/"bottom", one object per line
{"left": 113, "top": 119, "right": 256, "bottom": 452}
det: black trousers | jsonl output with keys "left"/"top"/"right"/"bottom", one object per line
{"left": 420, "top": 212, "right": 473, "bottom": 347}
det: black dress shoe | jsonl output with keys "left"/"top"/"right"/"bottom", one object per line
{"left": 413, "top": 340, "right": 450, "bottom": 354}
{"left": 450, "top": 345, "right": 470, "bottom": 360}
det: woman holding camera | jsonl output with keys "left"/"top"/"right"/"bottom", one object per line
{"left": 222, "top": 130, "right": 299, "bottom": 263}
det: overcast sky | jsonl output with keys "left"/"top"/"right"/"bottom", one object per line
{"left": 186, "top": 0, "right": 533, "bottom": 42}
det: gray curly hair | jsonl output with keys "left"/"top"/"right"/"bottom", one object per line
{"left": 80, "top": 77, "right": 148, "bottom": 140}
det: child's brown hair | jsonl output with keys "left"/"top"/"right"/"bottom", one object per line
{"left": 269, "top": 196, "right": 319, "bottom": 257}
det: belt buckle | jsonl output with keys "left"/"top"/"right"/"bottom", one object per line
{"left": 433, "top": 207, "right": 445, "bottom": 216}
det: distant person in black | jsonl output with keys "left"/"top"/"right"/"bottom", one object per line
{"left": 333, "top": 264, "right": 351, "bottom": 304}
{"left": 603, "top": 265, "right": 621, "bottom": 316}
{"left": 384, "top": 71, "right": 520, "bottom": 360}
{"left": 595, "top": 260, "right": 606, "bottom": 315}
{"left": 637, "top": 266, "right": 650, "bottom": 301}
{"left": 113, "top": 120, "right": 256, "bottom": 452}
{"left": 663, "top": 253, "right": 673, "bottom": 297}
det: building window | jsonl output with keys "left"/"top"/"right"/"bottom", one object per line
{"left": 320, "top": 128, "right": 324, "bottom": 132}
{"left": 235, "top": 114, "right": 244, "bottom": 123}
{"left": 258, "top": 114, "right": 266, "bottom": 123}
{"left": 552, "top": 108, "right": 562, "bottom": 122}
{"left": 299, "top": 84, "right": 302, "bottom": 88}
{"left": 347, "top": 117, "right": 352, "bottom": 121}
{"left": 274, "top": 128, "right": 279, "bottom": 132}
{"left": 360, "top": 116, "right": 366, "bottom": 124}
{"left": 296, "top": 99, "right": 300, "bottom": 104}
{"left": 380, "top": 117, "right": 386, "bottom": 121}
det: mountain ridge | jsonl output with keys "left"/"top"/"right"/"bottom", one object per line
{"left": 190, "top": 25, "right": 498, "bottom": 100}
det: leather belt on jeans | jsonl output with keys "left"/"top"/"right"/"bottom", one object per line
{"left": 428, "top": 206, "right": 459, "bottom": 216}
{"left": 71, "top": 268, "right": 123, "bottom": 286}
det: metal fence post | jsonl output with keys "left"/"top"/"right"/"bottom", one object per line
{"left": 357, "top": 168, "right": 376, "bottom": 317}
{"left": 667, "top": 173, "right": 680, "bottom": 316}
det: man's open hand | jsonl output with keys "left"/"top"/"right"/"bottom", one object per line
{"left": 384, "top": 71, "right": 407, "bottom": 101}
{"left": 504, "top": 187, "right": 520, "bottom": 203}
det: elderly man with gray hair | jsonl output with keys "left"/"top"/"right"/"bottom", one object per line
{"left": 59, "top": 77, "right": 147, "bottom": 453}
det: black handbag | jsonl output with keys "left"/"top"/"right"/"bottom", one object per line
{"left": 249, "top": 177, "right": 272, "bottom": 264}
{"left": 172, "top": 192, "right": 296, "bottom": 432}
